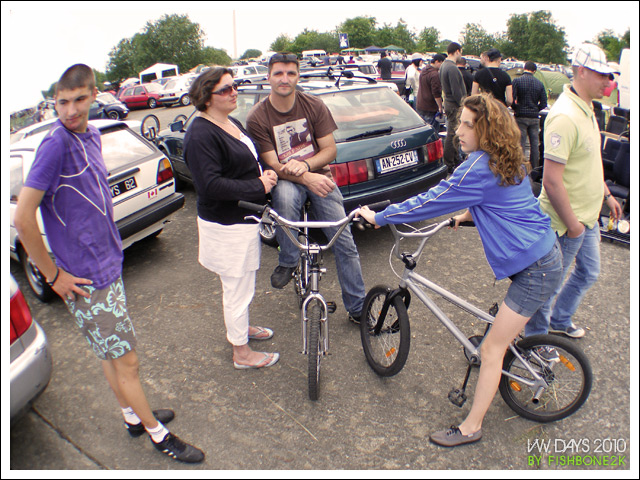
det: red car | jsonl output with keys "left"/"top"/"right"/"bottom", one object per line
{"left": 119, "top": 83, "right": 163, "bottom": 109}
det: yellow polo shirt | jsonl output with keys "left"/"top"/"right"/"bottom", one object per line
{"left": 539, "top": 84, "right": 604, "bottom": 235}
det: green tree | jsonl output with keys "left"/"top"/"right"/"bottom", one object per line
{"left": 198, "top": 47, "right": 232, "bottom": 66}
{"left": 337, "top": 16, "right": 378, "bottom": 48}
{"left": 106, "top": 37, "right": 141, "bottom": 82}
{"left": 461, "top": 23, "right": 496, "bottom": 56}
{"left": 504, "top": 11, "right": 567, "bottom": 64}
{"left": 596, "top": 29, "right": 630, "bottom": 61}
{"left": 270, "top": 34, "right": 293, "bottom": 53}
{"left": 291, "top": 29, "right": 339, "bottom": 54}
{"left": 416, "top": 27, "right": 440, "bottom": 52}
{"left": 240, "top": 49, "right": 262, "bottom": 60}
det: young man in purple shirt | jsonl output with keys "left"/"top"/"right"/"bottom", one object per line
{"left": 14, "top": 64, "right": 204, "bottom": 464}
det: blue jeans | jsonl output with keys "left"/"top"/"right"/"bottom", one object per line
{"left": 271, "top": 180, "right": 366, "bottom": 316}
{"left": 525, "top": 224, "right": 601, "bottom": 336}
{"left": 417, "top": 110, "right": 441, "bottom": 133}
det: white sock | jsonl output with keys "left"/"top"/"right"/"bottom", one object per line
{"left": 122, "top": 407, "right": 141, "bottom": 425}
{"left": 146, "top": 422, "right": 170, "bottom": 443}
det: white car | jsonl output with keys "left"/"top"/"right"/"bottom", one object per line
{"left": 10, "top": 119, "right": 185, "bottom": 302}
{"left": 158, "top": 74, "right": 196, "bottom": 107}
{"left": 230, "top": 64, "right": 269, "bottom": 84}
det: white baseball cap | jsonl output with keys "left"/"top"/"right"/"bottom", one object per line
{"left": 411, "top": 53, "right": 423, "bottom": 61}
{"left": 572, "top": 43, "right": 620, "bottom": 75}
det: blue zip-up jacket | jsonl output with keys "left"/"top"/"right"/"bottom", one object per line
{"left": 375, "top": 150, "right": 556, "bottom": 280}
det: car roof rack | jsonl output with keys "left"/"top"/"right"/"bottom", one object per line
{"left": 299, "top": 66, "right": 377, "bottom": 88}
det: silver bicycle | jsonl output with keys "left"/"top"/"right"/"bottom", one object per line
{"left": 240, "top": 200, "right": 389, "bottom": 401}
{"left": 361, "top": 218, "right": 592, "bottom": 422}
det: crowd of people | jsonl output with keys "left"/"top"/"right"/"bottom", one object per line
{"left": 13, "top": 41, "right": 621, "bottom": 463}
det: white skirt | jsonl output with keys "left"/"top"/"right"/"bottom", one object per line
{"left": 197, "top": 217, "right": 261, "bottom": 277}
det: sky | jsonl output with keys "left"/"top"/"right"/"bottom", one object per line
{"left": 1, "top": 0, "right": 637, "bottom": 113}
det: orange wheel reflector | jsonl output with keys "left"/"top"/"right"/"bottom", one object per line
{"left": 385, "top": 347, "right": 396, "bottom": 358}
{"left": 509, "top": 380, "right": 522, "bottom": 392}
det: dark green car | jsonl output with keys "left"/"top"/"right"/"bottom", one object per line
{"left": 156, "top": 82, "right": 446, "bottom": 212}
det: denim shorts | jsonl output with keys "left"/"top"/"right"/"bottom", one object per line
{"left": 65, "top": 276, "right": 137, "bottom": 361}
{"left": 504, "top": 240, "right": 563, "bottom": 318}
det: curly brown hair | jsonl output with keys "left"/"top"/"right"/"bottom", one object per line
{"left": 460, "top": 94, "right": 525, "bottom": 186}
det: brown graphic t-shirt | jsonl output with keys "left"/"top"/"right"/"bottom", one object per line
{"left": 246, "top": 91, "right": 337, "bottom": 177}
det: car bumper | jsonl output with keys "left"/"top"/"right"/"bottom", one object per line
{"left": 117, "top": 191, "right": 185, "bottom": 248}
{"left": 10, "top": 321, "right": 53, "bottom": 424}
{"left": 342, "top": 163, "right": 448, "bottom": 212}
{"left": 158, "top": 97, "right": 180, "bottom": 106}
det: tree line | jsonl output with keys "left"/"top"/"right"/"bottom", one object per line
{"left": 43, "top": 12, "right": 629, "bottom": 96}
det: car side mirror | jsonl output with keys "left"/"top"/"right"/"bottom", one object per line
{"left": 170, "top": 120, "right": 184, "bottom": 132}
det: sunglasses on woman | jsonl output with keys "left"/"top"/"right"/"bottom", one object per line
{"left": 212, "top": 83, "right": 238, "bottom": 96}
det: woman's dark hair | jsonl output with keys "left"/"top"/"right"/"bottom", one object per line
{"left": 461, "top": 94, "right": 525, "bottom": 186}
{"left": 189, "top": 67, "right": 234, "bottom": 111}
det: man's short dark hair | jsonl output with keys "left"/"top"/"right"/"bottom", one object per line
{"left": 447, "top": 42, "right": 462, "bottom": 55}
{"left": 524, "top": 61, "right": 537, "bottom": 72}
{"left": 431, "top": 53, "right": 446, "bottom": 64}
{"left": 268, "top": 52, "right": 299, "bottom": 73}
{"left": 56, "top": 64, "right": 95, "bottom": 95}
{"left": 189, "top": 67, "right": 234, "bottom": 112}
{"left": 456, "top": 57, "right": 467, "bottom": 66}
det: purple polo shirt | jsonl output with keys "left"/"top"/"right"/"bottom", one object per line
{"left": 24, "top": 120, "right": 123, "bottom": 289}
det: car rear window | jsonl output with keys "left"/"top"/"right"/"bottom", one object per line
{"left": 100, "top": 127, "right": 156, "bottom": 171}
{"left": 318, "top": 87, "right": 425, "bottom": 142}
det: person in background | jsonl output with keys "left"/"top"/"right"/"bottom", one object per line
{"left": 14, "top": 64, "right": 204, "bottom": 464}
{"left": 439, "top": 42, "right": 468, "bottom": 172}
{"left": 416, "top": 53, "right": 445, "bottom": 131}
{"left": 358, "top": 93, "right": 563, "bottom": 448}
{"left": 404, "top": 52, "right": 423, "bottom": 108}
{"left": 183, "top": 67, "right": 280, "bottom": 370}
{"left": 512, "top": 61, "right": 548, "bottom": 170}
{"left": 472, "top": 48, "right": 513, "bottom": 107}
{"left": 525, "top": 43, "right": 622, "bottom": 339}
{"left": 457, "top": 56, "right": 474, "bottom": 98}
{"left": 377, "top": 51, "right": 393, "bottom": 80}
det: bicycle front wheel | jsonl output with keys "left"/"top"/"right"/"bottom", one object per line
{"left": 360, "top": 285, "right": 410, "bottom": 377}
{"left": 499, "top": 334, "right": 592, "bottom": 422}
{"left": 307, "top": 300, "right": 323, "bottom": 401}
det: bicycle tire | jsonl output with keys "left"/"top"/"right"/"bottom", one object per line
{"left": 360, "top": 285, "right": 410, "bottom": 377}
{"left": 307, "top": 300, "right": 322, "bottom": 401}
{"left": 499, "top": 334, "right": 592, "bottom": 422}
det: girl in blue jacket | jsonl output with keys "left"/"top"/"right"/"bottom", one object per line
{"left": 359, "top": 94, "right": 563, "bottom": 447}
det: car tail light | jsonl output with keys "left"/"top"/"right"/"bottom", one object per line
{"left": 425, "top": 139, "right": 443, "bottom": 163}
{"left": 10, "top": 288, "right": 33, "bottom": 344}
{"left": 330, "top": 159, "right": 373, "bottom": 187}
{"left": 157, "top": 158, "right": 174, "bottom": 184}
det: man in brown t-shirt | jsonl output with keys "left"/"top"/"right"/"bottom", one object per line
{"left": 246, "top": 53, "right": 366, "bottom": 323}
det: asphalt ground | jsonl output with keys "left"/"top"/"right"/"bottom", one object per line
{"left": 6, "top": 106, "right": 637, "bottom": 476}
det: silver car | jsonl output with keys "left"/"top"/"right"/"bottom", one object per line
{"left": 10, "top": 274, "right": 53, "bottom": 425}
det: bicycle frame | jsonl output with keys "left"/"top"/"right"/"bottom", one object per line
{"left": 388, "top": 221, "right": 549, "bottom": 392}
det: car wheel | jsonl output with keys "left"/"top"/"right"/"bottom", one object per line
{"left": 141, "top": 114, "right": 160, "bottom": 140}
{"left": 180, "top": 94, "right": 191, "bottom": 106}
{"left": 108, "top": 110, "right": 120, "bottom": 120}
{"left": 19, "top": 246, "right": 56, "bottom": 303}
{"left": 148, "top": 98, "right": 157, "bottom": 109}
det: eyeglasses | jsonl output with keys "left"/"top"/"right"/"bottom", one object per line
{"left": 268, "top": 53, "right": 299, "bottom": 65}
{"left": 212, "top": 83, "right": 238, "bottom": 96}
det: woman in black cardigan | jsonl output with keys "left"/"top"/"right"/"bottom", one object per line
{"left": 184, "top": 67, "right": 279, "bottom": 369}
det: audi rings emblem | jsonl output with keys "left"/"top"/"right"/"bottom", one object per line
{"left": 391, "top": 139, "right": 407, "bottom": 149}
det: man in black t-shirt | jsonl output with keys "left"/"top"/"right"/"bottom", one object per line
{"left": 471, "top": 48, "right": 512, "bottom": 106}
{"left": 377, "top": 51, "right": 393, "bottom": 80}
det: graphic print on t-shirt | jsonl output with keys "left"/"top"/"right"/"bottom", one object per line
{"left": 273, "top": 119, "right": 314, "bottom": 164}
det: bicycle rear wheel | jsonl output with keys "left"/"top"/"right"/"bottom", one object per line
{"left": 307, "top": 300, "right": 322, "bottom": 401}
{"left": 499, "top": 334, "right": 592, "bottom": 422}
{"left": 360, "top": 285, "right": 410, "bottom": 377}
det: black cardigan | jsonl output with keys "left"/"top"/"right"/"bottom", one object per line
{"left": 183, "top": 115, "right": 266, "bottom": 225}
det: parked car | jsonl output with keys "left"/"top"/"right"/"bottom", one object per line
{"left": 230, "top": 64, "right": 269, "bottom": 84}
{"left": 10, "top": 274, "right": 53, "bottom": 425}
{"left": 9, "top": 119, "right": 185, "bottom": 302}
{"left": 152, "top": 76, "right": 177, "bottom": 87}
{"left": 119, "top": 83, "right": 163, "bottom": 109}
{"left": 158, "top": 75, "right": 196, "bottom": 107}
{"left": 154, "top": 81, "right": 447, "bottom": 243}
{"left": 90, "top": 92, "right": 129, "bottom": 120}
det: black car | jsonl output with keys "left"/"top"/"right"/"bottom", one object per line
{"left": 90, "top": 93, "right": 129, "bottom": 120}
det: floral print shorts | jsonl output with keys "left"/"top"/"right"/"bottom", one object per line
{"left": 65, "top": 276, "right": 137, "bottom": 361}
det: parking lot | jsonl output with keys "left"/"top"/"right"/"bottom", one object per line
{"left": 9, "top": 133, "right": 633, "bottom": 474}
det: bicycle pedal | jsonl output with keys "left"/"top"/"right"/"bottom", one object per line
{"left": 326, "top": 301, "right": 337, "bottom": 314}
{"left": 448, "top": 388, "right": 467, "bottom": 407}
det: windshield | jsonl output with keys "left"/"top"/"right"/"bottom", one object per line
{"left": 97, "top": 93, "right": 119, "bottom": 104}
{"left": 318, "top": 87, "right": 424, "bottom": 142}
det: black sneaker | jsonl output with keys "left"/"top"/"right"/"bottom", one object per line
{"left": 270, "top": 265, "right": 296, "bottom": 289}
{"left": 348, "top": 312, "right": 361, "bottom": 325}
{"left": 534, "top": 346, "right": 560, "bottom": 363}
{"left": 125, "top": 409, "right": 175, "bottom": 437}
{"left": 152, "top": 432, "right": 205, "bottom": 463}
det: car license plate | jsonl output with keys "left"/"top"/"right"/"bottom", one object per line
{"left": 376, "top": 150, "right": 419, "bottom": 175}
{"left": 110, "top": 176, "right": 137, "bottom": 197}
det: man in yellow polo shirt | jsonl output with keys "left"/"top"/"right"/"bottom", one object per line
{"left": 525, "top": 43, "right": 622, "bottom": 339}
